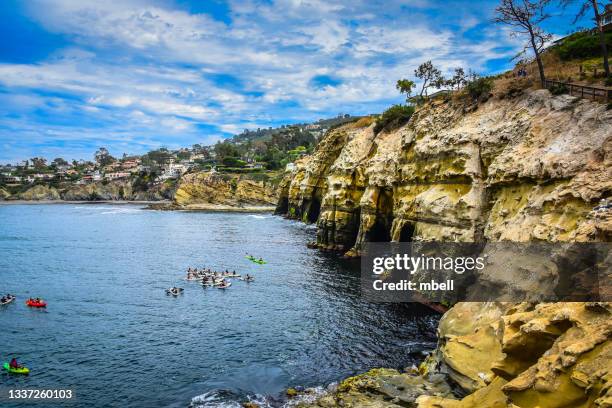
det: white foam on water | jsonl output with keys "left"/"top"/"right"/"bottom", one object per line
{"left": 99, "top": 208, "right": 142, "bottom": 215}
{"left": 247, "top": 215, "right": 267, "bottom": 219}
{"left": 190, "top": 387, "right": 328, "bottom": 408}
{"left": 190, "top": 391, "right": 244, "bottom": 407}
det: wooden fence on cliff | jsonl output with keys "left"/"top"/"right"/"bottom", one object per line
{"left": 544, "top": 80, "right": 611, "bottom": 103}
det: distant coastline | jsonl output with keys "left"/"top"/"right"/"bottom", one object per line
{"left": 0, "top": 199, "right": 276, "bottom": 213}
{"left": 147, "top": 202, "right": 276, "bottom": 212}
{"left": 0, "top": 199, "right": 167, "bottom": 205}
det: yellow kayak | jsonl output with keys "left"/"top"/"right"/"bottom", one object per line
{"left": 3, "top": 362, "right": 29, "bottom": 375}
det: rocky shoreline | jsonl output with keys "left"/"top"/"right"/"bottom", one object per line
{"left": 147, "top": 202, "right": 276, "bottom": 212}
{"left": 270, "top": 88, "right": 611, "bottom": 407}
{"left": 0, "top": 199, "right": 167, "bottom": 205}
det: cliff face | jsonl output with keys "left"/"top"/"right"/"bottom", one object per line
{"left": 277, "top": 90, "right": 611, "bottom": 407}
{"left": 279, "top": 90, "right": 610, "bottom": 254}
{"left": 173, "top": 171, "right": 278, "bottom": 208}
{"left": 4, "top": 180, "right": 175, "bottom": 201}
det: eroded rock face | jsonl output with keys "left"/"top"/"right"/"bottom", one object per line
{"left": 16, "top": 184, "right": 61, "bottom": 200}
{"left": 278, "top": 90, "right": 611, "bottom": 252}
{"left": 277, "top": 90, "right": 611, "bottom": 407}
{"left": 4, "top": 180, "right": 175, "bottom": 201}
{"left": 174, "top": 172, "right": 277, "bottom": 207}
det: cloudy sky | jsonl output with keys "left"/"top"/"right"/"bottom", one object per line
{"left": 0, "top": 0, "right": 588, "bottom": 162}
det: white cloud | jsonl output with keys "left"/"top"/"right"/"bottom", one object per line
{"left": 0, "top": 0, "right": 526, "bottom": 161}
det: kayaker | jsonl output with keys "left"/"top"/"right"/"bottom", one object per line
{"left": 9, "top": 358, "right": 21, "bottom": 369}
{"left": 258, "top": 257, "right": 263, "bottom": 262}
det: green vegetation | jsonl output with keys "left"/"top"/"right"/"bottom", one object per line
{"left": 549, "top": 82, "right": 569, "bottom": 95}
{"left": 465, "top": 76, "right": 493, "bottom": 101}
{"left": 373, "top": 105, "right": 415, "bottom": 134}
{"left": 555, "top": 31, "right": 612, "bottom": 61}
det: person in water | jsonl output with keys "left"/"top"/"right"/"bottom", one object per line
{"left": 9, "top": 358, "right": 21, "bottom": 369}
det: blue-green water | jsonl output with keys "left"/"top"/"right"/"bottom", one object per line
{"left": 0, "top": 204, "right": 438, "bottom": 407}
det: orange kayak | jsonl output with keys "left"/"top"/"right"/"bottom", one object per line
{"left": 26, "top": 300, "right": 47, "bottom": 308}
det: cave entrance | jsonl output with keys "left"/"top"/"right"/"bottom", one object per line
{"left": 368, "top": 219, "right": 392, "bottom": 242}
{"left": 399, "top": 222, "right": 415, "bottom": 242}
{"left": 307, "top": 197, "right": 321, "bottom": 223}
{"left": 366, "top": 188, "right": 394, "bottom": 243}
{"left": 276, "top": 196, "right": 289, "bottom": 215}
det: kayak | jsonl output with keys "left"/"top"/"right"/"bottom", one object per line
{"left": 26, "top": 300, "right": 47, "bottom": 308}
{"left": 0, "top": 297, "right": 15, "bottom": 305}
{"left": 3, "top": 363, "right": 29, "bottom": 375}
{"left": 240, "top": 277, "right": 255, "bottom": 282}
{"left": 166, "top": 288, "right": 183, "bottom": 295}
{"left": 246, "top": 256, "right": 267, "bottom": 264}
{"left": 217, "top": 282, "right": 232, "bottom": 289}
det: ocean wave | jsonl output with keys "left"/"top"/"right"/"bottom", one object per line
{"left": 247, "top": 215, "right": 268, "bottom": 219}
{"left": 99, "top": 209, "right": 142, "bottom": 215}
{"left": 190, "top": 387, "right": 328, "bottom": 408}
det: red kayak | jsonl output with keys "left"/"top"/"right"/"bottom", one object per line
{"left": 26, "top": 300, "right": 47, "bottom": 308}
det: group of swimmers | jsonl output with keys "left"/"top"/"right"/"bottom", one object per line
{"left": 185, "top": 267, "right": 254, "bottom": 287}
{"left": 186, "top": 267, "right": 240, "bottom": 280}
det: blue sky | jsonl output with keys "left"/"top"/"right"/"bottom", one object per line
{"left": 0, "top": 0, "right": 591, "bottom": 163}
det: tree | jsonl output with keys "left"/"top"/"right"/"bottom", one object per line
{"left": 414, "top": 61, "right": 444, "bottom": 97}
{"left": 561, "top": 0, "right": 609, "bottom": 77}
{"left": 94, "top": 147, "right": 116, "bottom": 167}
{"left": 30, "top": 157, "right": 47, "bottom": 170}
{"left": 51, "top": 158, "right": 69, "bottom": 167}
{"left": 448, "top": 67, "right": 468, "bottom": 89}
{"left": 396, "top": 79, "right": 416, "bottom": 102}
{"left": 494, "top": 0, "right": 551, "bottom": 87}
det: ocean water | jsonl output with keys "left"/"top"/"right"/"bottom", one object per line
{"left": 0, "top": 204, "right": 438, "bottom": 407}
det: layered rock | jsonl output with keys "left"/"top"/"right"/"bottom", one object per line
{"left": 277, "top": 89, "right": 611, "bottom": 407}
{"left": 279, "top": 90, "right": 611, "bottom": 254}
{"left": 15, "top": 184, "right": 61, "bottom": 200}
{"left": 277, "top": 126, "right": 351, "bottom": 224}
{"left": 2, "top": 178, "right": 175, "bottom": 201}
{"left": 173, "top": 171, "right": 278, "bottom": 208}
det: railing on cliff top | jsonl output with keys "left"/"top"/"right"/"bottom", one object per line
{"left": 544, "top": 79, "right": 611, "bottom": 103}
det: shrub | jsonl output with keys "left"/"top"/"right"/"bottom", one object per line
{"left": 465, "top": 76, "right": 493, "bottom": 102}
{"left": 373, "top": 105, "right": 415, "bottom": 134}
{"left": 606, "top": 77, "right": 612, "bottom": 87}
{"left": 556, "top": 31, "right": 612, "bottom": 61}
{"left": 222, "top": 157, "right": 246, "bottom": 167}
{"left": 549, "top": 82, "right": 569, "bottom": 95}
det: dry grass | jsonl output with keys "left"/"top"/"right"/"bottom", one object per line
{"left": 353, "top": 116, "right": 375, "bottom": 128}
{"left": 522, "top": 52, "right": 610, "bottom": 87}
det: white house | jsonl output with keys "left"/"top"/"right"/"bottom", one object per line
{"left": 285, "top": 163, "right": 296, "bottom": 172}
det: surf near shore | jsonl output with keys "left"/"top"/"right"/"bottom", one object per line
{"left": 147, "top": 201, "right": 276, "bottom": 212}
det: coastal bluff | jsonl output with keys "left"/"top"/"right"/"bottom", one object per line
{"left": 159, "top": 171, "right": 279, "bottom": 210}
{"left": 276, "top": 89, "right": 611, "bottom": 407}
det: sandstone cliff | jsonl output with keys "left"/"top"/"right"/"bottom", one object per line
{"left": 172, "top": 171, "right": 278, "bottom": 208}
{"left": 276, "top": 89, "right": 611, "bottom": 407}
{"left": 279, "top": 90, "right": 611, "bottom": 253}
{"left": 2, "top": 180, "right": 175, "bottom": 201}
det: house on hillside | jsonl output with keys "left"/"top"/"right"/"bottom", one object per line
{"left": 105, "top": 172, "right": 131, "bottom": 180}
{"left": 604, "top": 4, "right": 612, "bottom": 30}
{"left": 554, "top": 4, "right": 612, "bottom": 47}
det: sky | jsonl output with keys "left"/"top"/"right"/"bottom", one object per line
{"left": 0, "top": 0, "right": 592, "bottom": 163}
